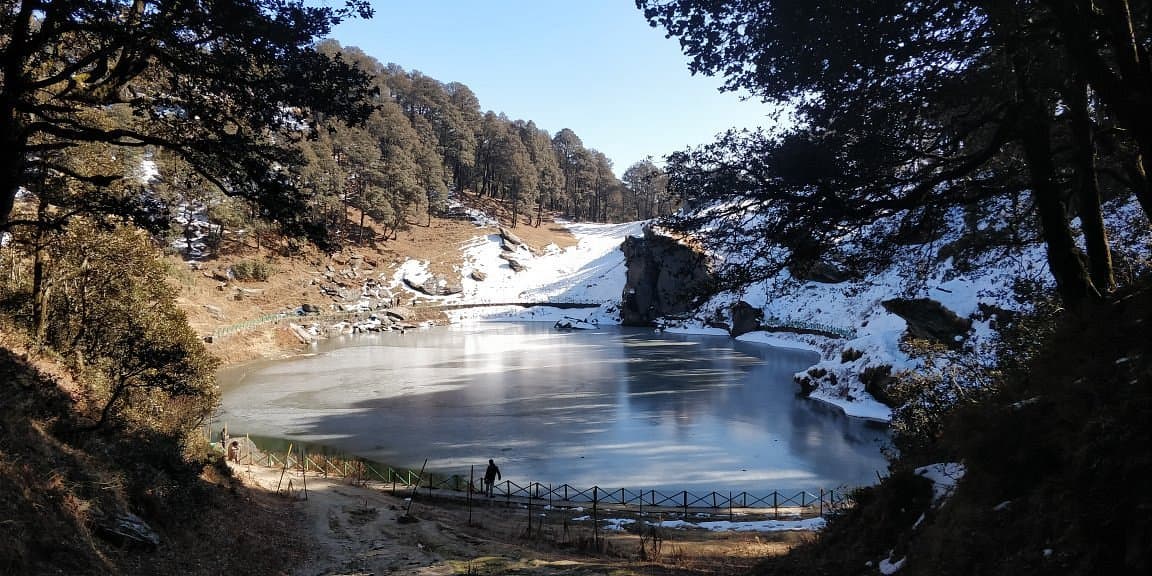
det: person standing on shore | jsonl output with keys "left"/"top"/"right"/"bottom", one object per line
{"left": 483, "top": 459, "right": 501, "bottom": 498}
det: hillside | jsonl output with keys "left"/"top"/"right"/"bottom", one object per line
{"left": 175, "top": 197, "right": 580, "bottom": 364}
{"left": 751, "top": 282, "right": 1152, "bottom": 576}
{"left": 0, "top": 199, "right": 804, "bottom": 576}
{"left": 4, "top": 189, "right": 1151, "bottom": 575}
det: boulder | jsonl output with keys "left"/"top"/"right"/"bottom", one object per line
{"left": 202, "top": 304, "right": 226, "bottom": 321}
{"left": 499, "top": 227, "right": 524, "bottom": 247}
{"left": 620, "top": 226, "right": 714, "bottom": 326}
{"left": 471, "top": 270, "right": 487, "bottom": 282}
{"left": 404, "top": 274, "right": 463, "bottom": 296}
{"left": 96, "top": 512, "right": 160, "bottom": 549}
{"left": 729, "top": 301, "right": 764, "bottom": 337}
{"left": 385, "top": 308, "right": 411, "bottom": 321}
{"left": 498, "top": 252, "right": 527, "bottom": 272}
{"left": 882, "top": 298, "right": 972, "bottom": 348}
{"left": 300, "top": 303, "right": 321, "bottom": 315}
{"left": 789, "top": 260, "right": 851, "bottom": 284}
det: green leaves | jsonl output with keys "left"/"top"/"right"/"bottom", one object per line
{"left": 1, "top": 0, "right": 376, "bottom": 241}
{"left": 36, "top": 220, "right": 220, "bottom": 433}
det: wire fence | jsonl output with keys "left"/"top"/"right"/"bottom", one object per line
{"left": 234, "top": 444, "right": 850, "bottom": 520}
{"left": 209, "top": 298, "right": 609, "bottom": 340}
{"left": 760, "top": 315, "right": 858, "bottom": 339}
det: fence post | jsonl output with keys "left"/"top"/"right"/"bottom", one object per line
{"left": 592, "top": 486, "right": 600, "bottom": 548}
{"left": 820, "top": 488, "right": 825, "bottom": 516}
{"left": 729, "top": 491, "right": 733, "bottom": 521}
{"left": 682, "top": 491, "right": 688, "bottom": 518}
{"left": 774, "top": 491, "right": 779, "bottom": 519}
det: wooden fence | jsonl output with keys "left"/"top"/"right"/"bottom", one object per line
{"left": 242, "top": 446, "right": 850, "bottom": 520}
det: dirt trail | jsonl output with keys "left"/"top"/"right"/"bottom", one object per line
{"left": 228, "top": 459, "right": 808, "bottom": 576}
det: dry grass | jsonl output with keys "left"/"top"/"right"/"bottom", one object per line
{"left": 174, "top": 199, "right": 579, "bottom": 364}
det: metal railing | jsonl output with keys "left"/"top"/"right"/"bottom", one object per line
{"left": 761, "top": 315, "right": 857, "bottom": 339}
{"left": 244, "top": 447, "right": 851, "bottom": 519}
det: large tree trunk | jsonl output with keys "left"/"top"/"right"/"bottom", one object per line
{"left": 995, "top": 0, "right": 1099, "bottom": 307}
{"left": 1067, "top": 74, "right": 1115, "bottom": 293}
{"left": 1019, "top": 96, "right": 1099, "bottom": 307}
{"left": 1051, "top": 0, "right": 1152, "bottom": 223}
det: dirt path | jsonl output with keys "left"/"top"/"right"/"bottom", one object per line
{"left": 228, "top": 460, "right": 810, "bottom": 576}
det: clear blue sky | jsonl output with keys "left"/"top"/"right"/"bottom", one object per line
{"left": 327, "top": 0, "right": 776, "bottom": 176}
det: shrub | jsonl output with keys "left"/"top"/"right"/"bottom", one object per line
{"left": 840, "top": 348, "right": 864, "bottom": 362}
{"left": 230, "top": 259, "right": 273, "bottom": 281}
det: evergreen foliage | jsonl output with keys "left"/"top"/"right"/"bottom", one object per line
{"left": 638, "top": 0, "right": 1152, "bottom": 308}
{"left": 0, "top": 0, "right": 379, "bottom": 242}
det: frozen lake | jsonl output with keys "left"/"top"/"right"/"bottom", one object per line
{"left": 218, "top": 322, "right": 889, "bottom": 494}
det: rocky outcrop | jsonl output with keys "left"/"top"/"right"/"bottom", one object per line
{"left": 882, "top": 298, "right": 972, "bottom": 348}
{"left": 788, "top": 260, "right": 852, "bottom": 284}
{"left": 497, "top": 252, "right": 527, "bottom": 272}
{"left": 96, "top": 512, "right": 160, "bottom": 549}
{"left": 729, "top": 301, "right": 763, "bottom": 337}
{"left": 404, "top": 274, "right": 463, "bottom": 296}
{"left": 620, "top": 226, "right": 714, "bottom": 326}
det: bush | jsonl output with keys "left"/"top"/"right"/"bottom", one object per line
{"left": 840, "top": 348, "right": 864, "bottom": 362}
{"left": 230, "top": 259, "right": 273, "bottom": 281}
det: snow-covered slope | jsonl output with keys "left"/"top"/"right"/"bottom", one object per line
{"left": 390, "top": 198, "right": 1149, "bottom": 424}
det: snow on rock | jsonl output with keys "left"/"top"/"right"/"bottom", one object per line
{"left": 391, "top": 221, "right": 644, "bottom": 325}
{"left": 915, "top": 462, "right": 966, "bottom": 507}
{"left": 879, "top": 552, "right": 907, "bottom": 574}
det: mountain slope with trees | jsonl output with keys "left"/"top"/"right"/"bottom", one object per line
{"left": 0, "top": 3, "right": 675, "bottom": 574}
{"left": 637, "top": 1, "right": 1152, "bottom": 573}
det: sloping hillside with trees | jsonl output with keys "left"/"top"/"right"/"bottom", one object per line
{"left": 637, "top": 1, "right": 1152, "bottom": 573}
{"left": 0, "top": 2, "right": 670, "bottom": 574}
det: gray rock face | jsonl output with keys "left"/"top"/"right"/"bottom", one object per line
{"left": 404, "top": 274, "right": 463, "bottom": 296}
{"left": 789, "top": 260, "right": 851, "bottom": 284}
{"left": 729, "top": 301, "right": 764, "bottom": 337}
{"left": 499, "top": 227, "right": 525, "bottom": 247}
{"left": 620, "top": 226, "right": 714, "bottom": 326}
{"left": 96, "top": 512, "right": 160, "bottom": 549}
{"left": 882, "top": 297, "right": 972, "bottom": 347}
